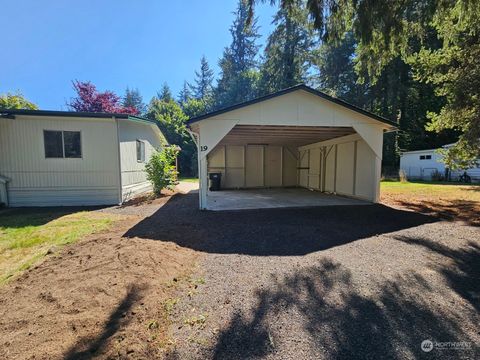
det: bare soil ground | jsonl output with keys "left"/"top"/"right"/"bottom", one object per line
{"left": 0, "top": 190, "right": 198, "bottom": 360}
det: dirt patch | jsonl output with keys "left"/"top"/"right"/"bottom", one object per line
{"left": 0, "top": 195, "right": 199, "bottom": 360}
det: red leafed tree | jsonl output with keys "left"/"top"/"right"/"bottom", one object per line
{"left": 68, "top": 80, "right": 138, "bottom": 115}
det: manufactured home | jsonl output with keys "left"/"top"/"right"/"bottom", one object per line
{"left": 188, "top": 84, "right": 397, "bottom": 210}
{"left": 0, "top": 110, "right": 166, "bottom": 207}
{"left": 400, "top": 145, "right": 480, "bottom": 181}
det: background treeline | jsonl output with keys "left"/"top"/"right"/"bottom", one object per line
{"left": 138, "top": 0, "right": 464, "bottom": 176}
{"left": 3, "top": 0, "right": 475, "bottom": 176}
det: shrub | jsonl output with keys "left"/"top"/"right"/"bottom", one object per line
{"left": 430, "top": 169, "right": 444, "bottom": 181}
{"left": 399, "top": 169, "right": 408, "bottom": 183}
{"left": 145, "top": 146, "right": 179, "bottom": 196}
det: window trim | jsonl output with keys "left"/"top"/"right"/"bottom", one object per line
{"left": 44, "top": 129, "right": 83, "bottom": 159}
{"left": 136, "top": 139, "right": 145, "bottom": 163}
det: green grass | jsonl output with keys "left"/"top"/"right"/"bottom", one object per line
{"left": 0, "top": 209, "right": 117, "bottom": 284}
{"left": 381, "top": 180, "right": 480, "bottom": 197}
{"left": 178, "top": 177, "right": 199, "bottom": 183}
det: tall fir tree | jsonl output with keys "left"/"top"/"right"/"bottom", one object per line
{"left": 215, "top": 0, "right": 261, "bottom": 108}
{"left": 157, "top": 82, "right": 173, "bottom": 102}
{"left": 190, "top": 56, "right": 215, "bottom": 101}
{"left": 258, "top": 1, "right": 317, "bottom": 95}
{"left": 177, "top": 80, "right": 192, "bottom": 104}
{"left": 249, "top": 0, "right": 480, "bottom": 166}
{"left": 123, "top": 87, "right": 146, "bottom": 114}
{"left": 315, "top": 33, "right": 368, "bottom": 106}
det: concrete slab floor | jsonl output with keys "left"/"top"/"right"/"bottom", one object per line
{"left": 206, "top": 188, "right": 370, "bottom": 211}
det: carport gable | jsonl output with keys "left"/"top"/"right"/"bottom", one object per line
{"left": 188, "top": 84, "right": 395, "bottom": 160}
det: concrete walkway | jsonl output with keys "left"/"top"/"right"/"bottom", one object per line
{"left": 207, "top": 188, "right": 369, "bottom": 210}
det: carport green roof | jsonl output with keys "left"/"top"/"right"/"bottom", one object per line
{"left": 187, "top": 84, "right": 398, "bottom": 128}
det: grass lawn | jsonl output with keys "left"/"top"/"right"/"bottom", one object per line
{"left": 179, "top": 177, "right": 199, "bottom": 183}
{"left": 0, "top": 208, "right": 118, "bottom": 284}
{"left": 381, "top": 180, "right": 480, "bottom": 225}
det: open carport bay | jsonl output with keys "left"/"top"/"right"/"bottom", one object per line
{"left": 205, "top": 127, "right": 378, "bottom": 210}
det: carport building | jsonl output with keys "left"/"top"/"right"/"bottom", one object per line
{"left": 187, "top": 85, "right": 396, "bottom": 210}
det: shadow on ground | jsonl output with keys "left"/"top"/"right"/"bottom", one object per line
{"left": 63, "top": 284, "right": 145, "bottom": 360}
{"left": 210, "top": 255, "right": 479, "bottom": 359}
{"left": 0, "top": 206, "right": 106, "bottom": 229}
{"left": 124, "top": 193, "right": 438, "bottom": 256}
{"left": 392, "top": 199, "right": 480, "bottom": 226}
{"left": 394, "top": 235, "right": 480, "bottom": 312}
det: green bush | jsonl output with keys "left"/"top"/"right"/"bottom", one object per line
{"left": 145, "top": 146, "right": 179, "bottom": 196}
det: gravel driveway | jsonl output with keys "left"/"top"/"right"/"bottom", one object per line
{"left": 126, "top": 192, "right": 480, "bottom": 359}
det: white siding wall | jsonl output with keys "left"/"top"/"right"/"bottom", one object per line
{"left": 355, "top": 140, "right": 376, "bottom": 199}
{"left": 399, "top": 150, "right": 445, "bottom": 180}
{"left": 400, "top": 150, "right": 480, "bottom": 181}
{"left": 118, "top": 121, "right": 164, "bottom": 201}
{"left": 451, "top": 167, "right": 480, "bottom": 181}
{"left": 0, "top": 116, "right": 120, "bottom": 206}
{"left": 207, "top": 145, "right": 297, "bottom": 189}
{"left": 336, "top": 142, "right": 355, "bottom": 195}
{"left": 298, "top": 135, "right": 377, "bottom": 201}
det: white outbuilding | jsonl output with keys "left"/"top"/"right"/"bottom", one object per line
{"left": 400, "top": 144, "right": 480, "bottom": 181}
{"left": 0, "top": 109, "right": 166, "bottom": 207}
{"left": 188, "top": 84, "right": 397, "bottom": 210}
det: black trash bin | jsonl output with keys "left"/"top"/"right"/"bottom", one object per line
{"left": 209, "top": 172, "right": 222, "bottom": 191}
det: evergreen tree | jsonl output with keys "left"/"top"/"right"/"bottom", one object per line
{"left": 123, "top": 87, "right": 146, "bottom": 114}
{"left": 182, "top": 98, "right": 208, "bottom": 119}
{"left": 215, "top": 0, "right": 261, "bottom": 108}
{"left": 157, "top": 82, "right": 173, "bottom": 102}
{"left": 146, "top": 97, "right": 197, "bottom": 176}
{"left": 315, "top": 32, "right": 368, "bottom": 106}
{"left": 250, "top": 0, "right": 480, "bottom": 165}
{"left": 177, "top": 80, "right": 192, "bottom": 104}
{"left": 258, "top": 2, "right": 317, "bottom": 95}
{"left": 190, "top": 56, "right": 215, "bottom": 100}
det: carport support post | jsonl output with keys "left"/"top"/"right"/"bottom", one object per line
{"left": 373, "top": 156, "right": 382, "bottom": 202}
{"left": 199, "top": 155, "right": 208, "bottom": 210}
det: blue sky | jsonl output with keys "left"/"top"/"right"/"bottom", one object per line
{"left": 1, "top": 0, "right": 276, "bottom": 109}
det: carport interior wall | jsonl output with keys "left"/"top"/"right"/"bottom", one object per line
{"left": 206, "top": 134, "right": 377, "bottom": 201}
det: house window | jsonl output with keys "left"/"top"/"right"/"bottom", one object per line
{"left": 44, "top": 130, "right": 81, "bottom": 158}
{"left": 425, "top": 155, "right": 432, "bottom": 160}
{"left": 136, "top": 140, "right": 145, "bottom": 162}
{"left": 419, "top": 155, "right": 425, "bottom": 160}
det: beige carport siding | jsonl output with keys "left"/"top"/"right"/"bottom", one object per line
{"left": 188, "top": 85, "right": 396, "bottom": 210}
